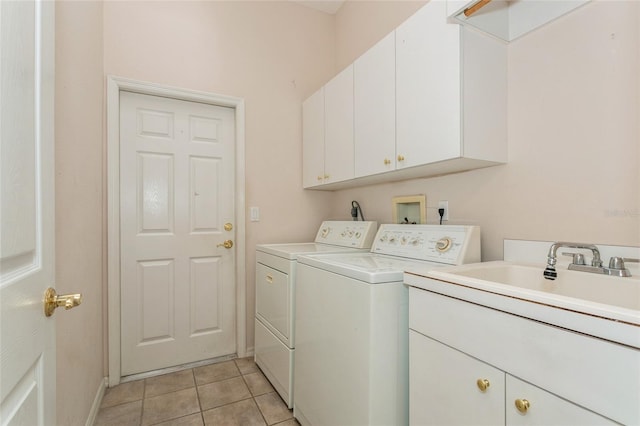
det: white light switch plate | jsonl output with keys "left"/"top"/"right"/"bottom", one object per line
{"left": 250, "top": 207, "right": 260, "bottom": 222}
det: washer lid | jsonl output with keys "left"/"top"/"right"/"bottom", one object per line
{"left": 297, "top": 252, "right": 450, "bottom": 284}
{"left": 256, "top": 242, "right": 370, "bottom": 260}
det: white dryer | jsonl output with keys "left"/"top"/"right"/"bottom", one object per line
{"left": 293, "top": 224, "right": 480, "bottom": 426}
{"left": 255, "top": 221, "right": 378, "bottom": 408}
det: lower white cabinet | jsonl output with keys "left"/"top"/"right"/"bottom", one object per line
{"left": 410, "top": 331, "right": 616, "bottom": 425}
{"left": 408, "top": 286, "right": 633, "bottom": 425}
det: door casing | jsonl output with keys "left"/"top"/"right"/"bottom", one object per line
{"left": 106, "top": 76, "right": 247, "bottom": 386}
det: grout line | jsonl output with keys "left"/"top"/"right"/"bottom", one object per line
{"left": 191, "top": 368, "right": 206, "bottom": 425}
{"left": 139, "top": 377, "right": 147, "bottom": 426}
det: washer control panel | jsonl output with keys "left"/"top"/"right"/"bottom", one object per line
{"left": 372, "top": 224, "right": 481, "bottom": 265}
{"left": 314, "top": 221, "right": 378, "bottom": 249}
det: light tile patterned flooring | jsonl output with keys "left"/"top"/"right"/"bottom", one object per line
{"left": 95, "top": 357, "right": 299, "bottom": 426}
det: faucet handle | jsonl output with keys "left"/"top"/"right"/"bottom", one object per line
{"left": 562, "top": 252, "right": 586, "bottom": 265}
{"left": 609, "top": 257, "right": 639, "bottom": 269}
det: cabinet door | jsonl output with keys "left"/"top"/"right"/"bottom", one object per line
{"left": 302, "top": 87, "right": 325, "bottom": 188}
{"left": 506, "top": 375, "right": 617, "bottom": 426}
{"left": 410, "top": 330, "right": 505, "bottom": 425}
{"left": 396, "top": 1, "right": 461, "bottom": 168}
{"left": 354, "top": 32, "right": 396, "bottom": 177}
{"left": 324, "top": 65, "right": 354, "bottom": 184}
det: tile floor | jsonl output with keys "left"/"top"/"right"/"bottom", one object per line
{"left": 95, "top": 357, "right": 299, "bottom": 426}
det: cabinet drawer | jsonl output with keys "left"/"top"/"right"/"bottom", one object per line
{"left": 256, "top": 263, "right": 291, "bottom": 345}
{"left": 409, "top": 287, "right": 639, "bottom": 425}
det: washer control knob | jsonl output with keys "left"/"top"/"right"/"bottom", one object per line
{"left": 321, "top": 227, "right": 330, "bottom": 238}
{"left": 355, "top": 232, "right": 361, "bottom": 239}
{"left": 436, "top": 237, "right": 452, "bottom": 253}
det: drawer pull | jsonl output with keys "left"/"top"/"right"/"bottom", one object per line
{"left": 476, "top": 379, "right": 490, "bottom": 392}
{"left": 265, "top": 275, "right": 273, "bottom": 283}
{"left": 515, "top": 398, "right": 530, "bottom": 414}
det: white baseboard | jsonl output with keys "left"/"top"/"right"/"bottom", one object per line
{"left": 85, "top": 377, "right": 107, "bottom": 426}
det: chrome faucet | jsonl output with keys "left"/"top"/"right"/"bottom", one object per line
{"left": 543, "top": 242, "right": 637, "bottom": 279}
{"left": 543, "top": 242, "right": 602, "bottom": 280}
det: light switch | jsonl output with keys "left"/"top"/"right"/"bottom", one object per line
{"left": 250, "top": 207, "right": 260, "bottom": 222}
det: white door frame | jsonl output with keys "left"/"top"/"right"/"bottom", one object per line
{"left": 106, "top": 75, "right": 247, "bottom": 386}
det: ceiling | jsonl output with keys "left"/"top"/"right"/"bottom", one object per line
{"left": 290, "top": 0, "right": 346, "bottom": 14}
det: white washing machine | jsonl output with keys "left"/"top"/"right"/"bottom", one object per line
{"left": 254, "top": 221, "right": 378, "bottom": 408}
{"left": 293, "top": 224, "right": 480, "bottom": 426}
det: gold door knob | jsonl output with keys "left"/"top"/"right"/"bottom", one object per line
{"left": 217, "top": 240, "right": 233, "bottom": 249}
{"left": 384, "top": 158, "right": 391, "bottom": 165}
{"left": 44, "top": 287, "right": 82, "bottom": 317}
{"left": 224, "top": 222, "right": 233, "bottom": 231}
{"left": 515, "top": 399, "right": 530, "bottom": 414}
{"left": 476, "top": 379, "right": 490, "bottom": 392}
{"left": 397, "top": 155, "right": 405, "bottom": 161}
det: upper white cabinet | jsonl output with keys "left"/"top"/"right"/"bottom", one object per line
{"left": 302, "top": 66, "right": 354, "bottom": 189}
{"left": 324, "top": 65, "right": 354, "bottom": 185}
{"left": 447, "top": 0, "right": 589, "bottom": 42}
{"left": 303, "top": 1, "right": 507, "bottom": 190}
{"left": 396, "top": 0, "right": 464, "bottom": 169}
{"left": 395, "top": 0, "right": 507, "bottom": 174}
{"left": 354, "top": 32, "right": 396, "bottom": 178}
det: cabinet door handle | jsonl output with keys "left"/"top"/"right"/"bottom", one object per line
{"left": 317, "top": 175, "right": 323, "bottom": 181}
{"left": 384, "top": 158, "right": 391, "bottom": 165}
{"left": 515, "top": 399, "right": 530, "bottom": 414}
{"left": 265, "top": 274, "right": 273, "bottom": 283}
{"left": 476, "top": 379, "right": 490, "bottom": 392}
{"left": 397, "top": 155, "right": 405, "bottom": 161}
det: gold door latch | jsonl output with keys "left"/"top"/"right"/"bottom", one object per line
{"left": 217, "top": 240, "right": 234, "bottom": 249}
{"left": 224, "top": 223, "right": 233, "bottom": 231}
{"left": 44, "top": 287, "right": 82, "bottom": 317}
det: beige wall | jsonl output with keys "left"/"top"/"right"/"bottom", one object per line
{"left": 329, "top": 1, "right": 640, "bottom": 260}
{"left": 55, "top": 2, "right": 105, "bottom": 425}
{"left": 334, "top": 0, "right": 426, "bottom": 70}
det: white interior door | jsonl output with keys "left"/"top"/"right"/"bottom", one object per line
{"left": 119, "top": 92, "right": 236, "bottom": 376}
{"left": 0, "top": 0, "right": 56, "bottom": 424}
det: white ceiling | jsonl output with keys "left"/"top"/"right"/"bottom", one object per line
{"left": 290, "top": 0, "right": 346, "bottom": 14}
